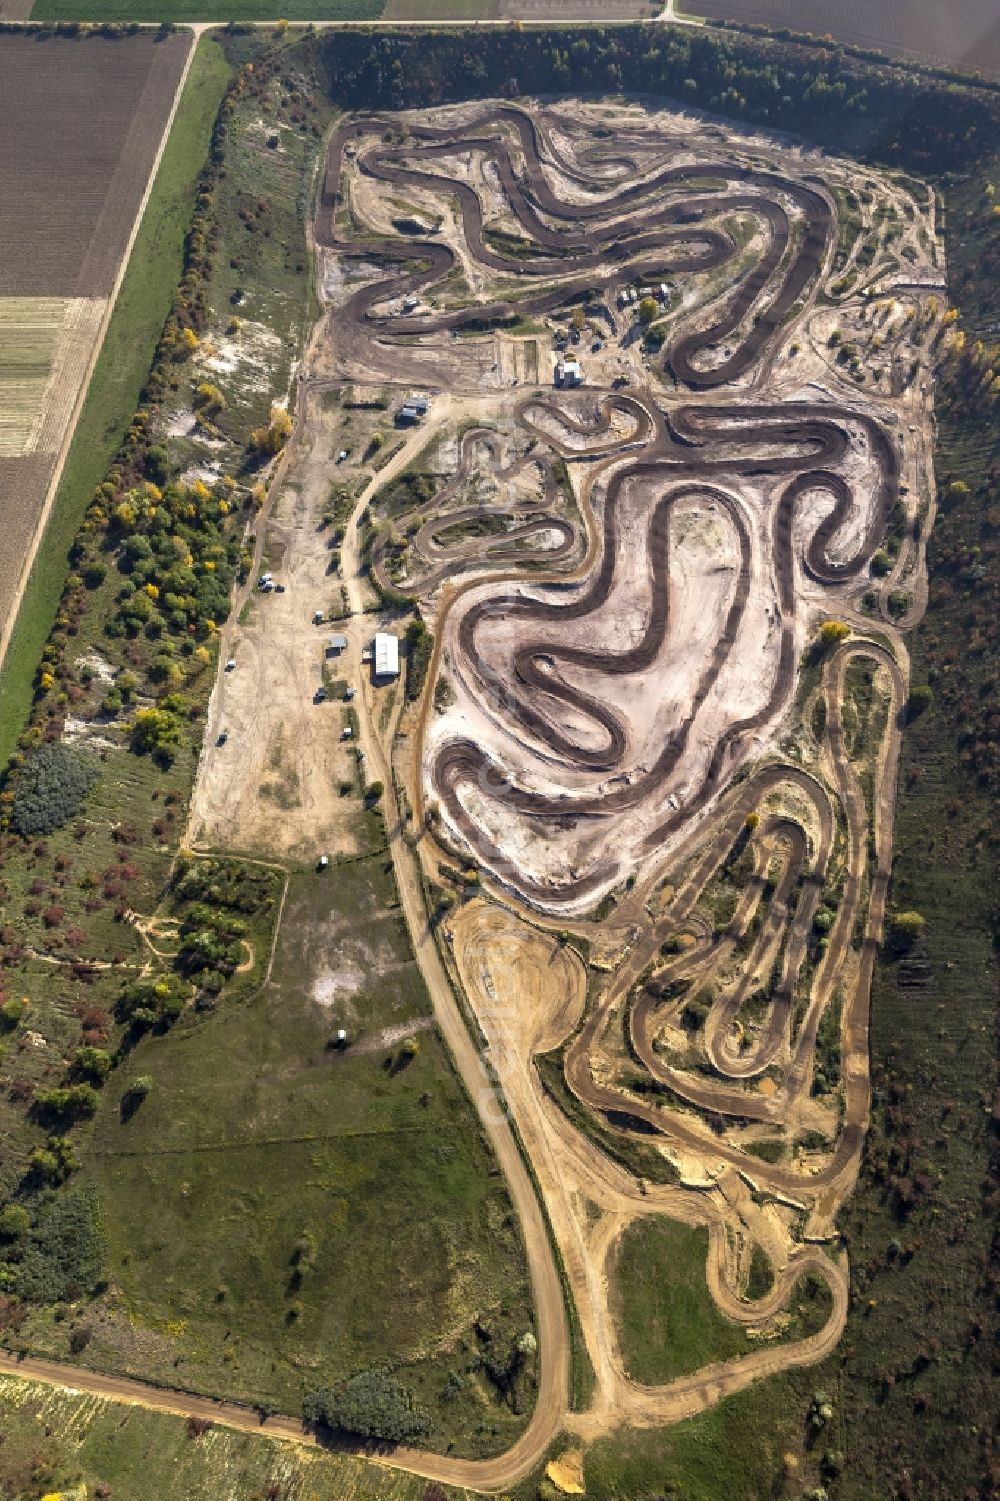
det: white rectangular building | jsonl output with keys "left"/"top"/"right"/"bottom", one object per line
{"left": 556, "top": 359, "right": 583, "bottom": 387}
{"left": 372, "top": 632, "right": 399, "bottom": 680}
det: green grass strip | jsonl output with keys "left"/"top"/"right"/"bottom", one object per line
{"left": 0, "top": 35, "right": 233, "bottom": 769}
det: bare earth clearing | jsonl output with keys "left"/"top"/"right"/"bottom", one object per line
{"left": 0, "top": 32, "right": 190, "bottom": 646}
{"left": 21, "top": 94, "right": 942, "bottom": 1494}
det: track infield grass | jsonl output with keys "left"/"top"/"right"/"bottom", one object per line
{"left": 611, "top": 1216, "right": 832, "bottom": 1387}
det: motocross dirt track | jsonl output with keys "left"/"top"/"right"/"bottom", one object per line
{"left": 298, "top": 96, "right": 941, "bottom": 1487}
{"left": 6, "top": 98, "right": 940, "bottom": 1495}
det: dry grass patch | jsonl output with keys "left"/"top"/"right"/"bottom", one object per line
{"left": 0, "top": 296, "right": 107, "bottom": 458}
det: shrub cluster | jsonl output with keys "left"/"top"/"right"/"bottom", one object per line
{"left": 117, "top": 973, "right": 188, "bottom": 1033}
{"left": 404, "top": 618, "right": 433, "bottom": 703}
{"left": 98, "top": 478, "right": 239, "bottom": 649}
{"left": 10, "top": 744, "right": 99, "bottom": 836}
{"left": 175, "top": 902, "right": 247, "bottom": 986}
{"left": 33, "top": 1084, "right": 100, "bottom": 1124}
{"left": 1, "top": 1189, "right": 103, "bottom": 1304}
{"left": 303, "top": 1369, "right": 432, "bottom": 1443}
{"left": 171, "top": 854, "right": 279, "bottom": 913}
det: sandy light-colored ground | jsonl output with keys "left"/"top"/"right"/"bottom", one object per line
{"left": 186, "top": 388, "right": 458, "bottom": 860}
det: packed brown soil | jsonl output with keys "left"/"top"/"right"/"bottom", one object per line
{"left": 680, "top": 0, "right": 1000, "bottom": 78}
{"left": 0, "top": 455, "right": 51, "bottom": 633}
{"left": 0, "top": 33, "right": 189, "bottom": 298}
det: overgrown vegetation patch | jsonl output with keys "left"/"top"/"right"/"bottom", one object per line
{"left": 3, "top": 855, "right": 535, "bottom": 1457}
{"left": 10, "top": 744, "right": 99, "bottom": 836}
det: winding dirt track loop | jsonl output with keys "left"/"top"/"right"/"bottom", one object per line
{"left": 429, "top": 398, "right": 898, "bottom": 908}
{"left": 1, "top": 103, "right": 935, "bottom": 1496}
{"left": 312, "top": 102, "right": 929, "bottom": 1484}
{"left": 312, "top": 107, "right": 899, "bottom": 906}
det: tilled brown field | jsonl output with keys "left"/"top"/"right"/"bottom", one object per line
{"left": 680, "top": 0, "right": 1000, "bottom": 78}
{"left": 0, "top": 33, "right": 189, "bottom": 298}
{"left": 0, "top": 454, "right": 54, "bottom": 603}
{"left": 0, "top": 31, "right": 189, "bottom": 648}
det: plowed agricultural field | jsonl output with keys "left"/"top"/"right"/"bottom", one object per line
{"left": 384, "top": 0, "right": 650, "bottom": 16}
{"left": 0, "top": 31, "right": 189, "bottom": 647}
{"left": 0, "top": 33, "right": 189, "bottom": 298}
{"left": 679, "top": 0, "right": 1000, "bottom": 77}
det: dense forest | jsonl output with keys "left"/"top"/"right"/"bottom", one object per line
{"left": 827, "top": 160, "right": 999, "bottom": 1500}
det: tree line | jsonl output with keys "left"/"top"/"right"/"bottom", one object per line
{"left": 309, "top": 24, "right": 1000, "bottom": 177}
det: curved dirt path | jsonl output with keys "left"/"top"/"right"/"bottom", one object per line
{"left": 447, "top": 899, "right": 849, "bottom": 1444}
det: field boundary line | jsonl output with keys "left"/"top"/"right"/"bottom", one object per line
{"left": 0, "top": 25, "right": 198, "bottom": 677}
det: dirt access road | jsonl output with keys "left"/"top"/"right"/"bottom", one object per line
{"left": 0, "top": 412, "right": 570, "bottom": 1494}
{"left": 332, "top": 411, "right": 574, "bottom": 1490}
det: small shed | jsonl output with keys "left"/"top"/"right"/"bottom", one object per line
{"left": 372, "top": 632, "right": 400, "bottom": 681}
{"left": 398, "top": 394, "right": 429, "bottom": 425}
{"left": 556, "top": 359, "right": 583, "bottom": 388}
{"left": 327, "top": 634, "right": 348, "bottom": 656}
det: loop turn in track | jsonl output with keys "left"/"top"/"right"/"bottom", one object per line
{"left": 313, "top": 96, "right": 942, "bottom": 1481}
